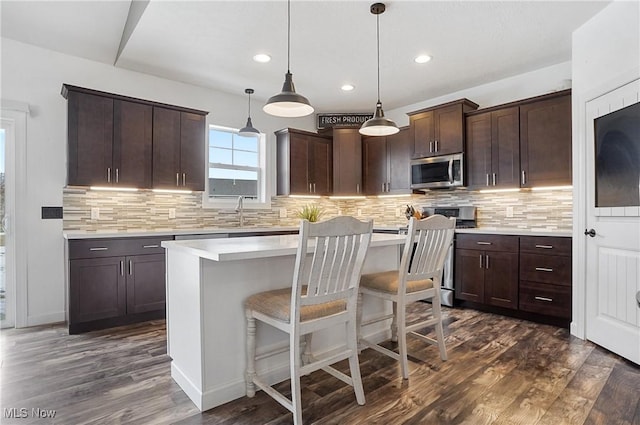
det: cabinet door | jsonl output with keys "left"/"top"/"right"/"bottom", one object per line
{"left": 180, "top": 112, "right": 206, "bottom": 191}
{"left": 362, "top": 136, "right": 388, "bottom": 195}
{"left": 411, "top": 111, "right": 435, "bottom": 158}
{"left": 69, "top": 257, "right": 126, "bottom": 323}
{"left": 387, "top": 128, "right": 411, "bottom": 194}
{"left": 126, "top": 254, "right": 166, "bottom": 314}
{"left": 113, "top": 100, "right": 152, "bottom": 188}
{"left": 454, "top": 249, "right": 485, "bottom": 303}
{"left": 152, "top": 107, "right": 182, "bottom": 188}
{"left": 492, "top": 107, "right": 520, "bottom": 188}
{"left": 67, "top": 91, "right": 114, "bottom": 186}
{"left": 333, "top": 129, "right": 362, "bottom": 195}
{"left": 465, "top": 112, "right": 492, "bottom": 188}
{"left": 309, "top": 135, "right": 332, "bottom": 195}
{"left": 434, "top": 104, "right": 464, "bottom": 155}
{"left": 289, "top": 133, "right": 311, "bottom": 194}
{"left": 520, "top": 94, "right": 572, "bottom": 187}
{"left": 484, "top": 251, "right": 519, "bottom": 309}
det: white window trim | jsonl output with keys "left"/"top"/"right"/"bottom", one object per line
{"left": 202, "top": 125, "right": 274, "bottom": 210}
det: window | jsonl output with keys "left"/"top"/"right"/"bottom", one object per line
{"left": 204, "top": 125, "right": 272, "bottom": 208}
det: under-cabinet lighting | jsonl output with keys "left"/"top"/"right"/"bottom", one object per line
{"left": 376, "top": 194, "right": 412, "bottom": 198}
{"left": 289, "top": 195, "right": 322, "bottom": 199}
{"left": 531, "top": 185, "right": 573, "bottom": 191}
{"left": 90, "top": 186, "right": 138, "bottom": 192}
{"left": 328, "top": 195, "right": 366, "bottom": 200}
{"left": 152, "top": 189, "right": 193, "bottom": 194}
{"left": 478, "top": 188, "right": 521, "bottom": 194}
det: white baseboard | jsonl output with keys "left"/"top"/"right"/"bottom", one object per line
{"left": 24, "top": 311, "right": 65, "bottom": 328}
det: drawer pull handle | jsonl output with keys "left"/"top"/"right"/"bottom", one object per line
{"left": 534, "top": 296, "right": 553, "bottom": 302}
{"left": 143, "top": 245, "right": 159, "bottom": 248}
{"left": 535, "top": 245, "right": 553, "bottom": 249}
{"left": 89, "top": 247, "right": 109, "bottom": 251}
{"left": 535, "top": 267, "right": 554, "bottom": 272}
{"left": 476, "top": 241, "right": 492, "bottom": 245}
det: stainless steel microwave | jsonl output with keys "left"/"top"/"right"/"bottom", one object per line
{"left": 410, "top": 153, "right": 464, "bottom": 190}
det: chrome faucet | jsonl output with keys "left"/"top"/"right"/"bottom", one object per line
{"left": 235, "top": 196, "right": 244, "bottom": 227}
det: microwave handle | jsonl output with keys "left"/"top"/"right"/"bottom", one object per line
{"left": 448, "top": 158, "right": 454, "bottom": 183}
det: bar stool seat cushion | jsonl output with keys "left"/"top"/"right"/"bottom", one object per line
{"left": 360, "top": 271, "right": 434, "bottom": 294}
{"left": 246, "top": 287, "right": 346, "bottom": 323}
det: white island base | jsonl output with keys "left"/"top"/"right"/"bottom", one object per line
{"left": 162, "top": 233, "right": 405, "bottom": 411}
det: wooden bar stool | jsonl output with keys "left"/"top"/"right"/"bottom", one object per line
{"left": 245, "top": 216, "right": 373, "bottom": 425}
{"left": 358, "top": 215, "right": 455, "bottom": 379}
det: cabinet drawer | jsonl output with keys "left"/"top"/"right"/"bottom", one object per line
{"left": 519, "top": 281, "right": 571, "bottom": 319}
{"left": 69, "top": 237, "right": 171, "bottom": 259}
{"left": 455, "top": 234, "right": 518, "bottom": 252}
{"left": 520, "top": 236, "right": 571, "bottom": 256}
{"left": 520, "top": 253, "right": 571, "bottom": 286}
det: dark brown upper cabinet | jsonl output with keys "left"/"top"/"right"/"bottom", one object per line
{"left": 331, "top": 128, "right": 363, "bottom": 195}
{"left": 152, "top": 108, "right": 206, "bottom": 191}
{"left": 62, "top": 84, "right": 208, "bottom": 190}
{"left": 519, "top": 91, "right": 572, "bottom": 188}
{"left": 465, "top": 107, "right": 520, "bottom": 189}
{"left": 66, "top": 90, "right": 152, "bottom": 188}
{"left": 276, "top": 128, "right": 333, "bottom": 196}
{"left": 362, "top": 127, "right": 412, "bottom": 195}
{"left": 408, "top": 99, "right": 478, "bottom": 159}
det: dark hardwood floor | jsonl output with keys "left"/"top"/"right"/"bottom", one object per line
{"left": 1, "top": 305, "right": 639, "bottom": 425}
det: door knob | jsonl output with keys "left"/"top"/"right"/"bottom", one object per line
{"left": 584, "top": 229, "right": 596, "bottom": 237}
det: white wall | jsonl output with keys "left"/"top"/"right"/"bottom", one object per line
{"left": 570, "top": 0, "right": 640, "bottom": 338}
{"left": 387, "top": 61, "right": 573, "bottom": 126}
{"left": 0, "top": 38, "right": 315, "bottom": 326}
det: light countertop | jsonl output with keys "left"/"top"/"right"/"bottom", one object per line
{"left": 161, "top": 233, "right": 406, "bottom": 262}
{"left": 64, "top": 225, "right": 572, "bottom": 240}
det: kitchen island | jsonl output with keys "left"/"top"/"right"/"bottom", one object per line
{"left": 161, "top": 232, "right": 406, "bottom": 411}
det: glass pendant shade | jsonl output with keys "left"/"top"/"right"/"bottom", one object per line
{"left": 360, "top": 2, "right": 399, "bottom": 137}
{"left": 239, "top": 88, "right": 260, "bottom": 137}
{"left": 263, "top": 72, "right": 314, "bottom": 117}
{"left": 360, "top": 102, "right": 399, "bottom": 136}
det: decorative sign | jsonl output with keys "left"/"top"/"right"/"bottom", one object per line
{"left": 317, "top": 113, "right": 373, "bottom": 130}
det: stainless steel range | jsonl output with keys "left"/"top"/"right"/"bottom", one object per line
{"left": 421, "top": 206, "right": 477, "bottom": 307}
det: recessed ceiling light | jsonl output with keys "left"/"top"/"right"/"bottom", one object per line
{"left": 414, "top": 55, "right": 432, "bottom": 64}
{"left": 253, "top": 54, "right": 271, "bottom": 63}
{"left": 341, "top": 84, "right": 355, "bottom": 91}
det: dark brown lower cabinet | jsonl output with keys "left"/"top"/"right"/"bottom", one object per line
{"left": 68, "top": 237, "right": 170, "bottom": 334}
{"left": 455, "top": 233, "right": 572, "bottom": 324}
{"left": 455, "top": 236, "right": 519, "bottom": 310}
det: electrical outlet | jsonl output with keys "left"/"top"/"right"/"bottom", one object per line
{"left": 90, "top": 207, "right": 100, "bottom": 220}
{"left": 357, "top": 209, "right": 362, "bottom": 217}
{"left": 337, "top": 210, "right": 342, "bottom": 216}
{"left": 169, "top": 208, "right": 176, "bottom": 219}
{"left": 506, "top": 206, "right": 514, "bottom": 218}
{"left": 279, "top": 208, "right": 287, "bottom": 218}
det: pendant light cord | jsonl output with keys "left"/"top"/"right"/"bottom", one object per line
{"left": 287, "top": 0, "right": 291, "bottom": 73}
{"left": 247, "top": 91, "right": 251, "bottom": 116}
{"left": 376, "top": 11, "right": 380, "bottom": 103}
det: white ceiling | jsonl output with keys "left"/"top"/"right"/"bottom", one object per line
{"left": 1, "top": 0, "right": 610, "bottom": 112}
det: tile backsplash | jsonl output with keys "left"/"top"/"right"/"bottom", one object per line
{"left": 63, "top": 188, "right": 573, "bottom": 232}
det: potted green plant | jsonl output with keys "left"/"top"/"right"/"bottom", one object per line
{"left": 295, "top": 203, "right": 324, "bottom": 222}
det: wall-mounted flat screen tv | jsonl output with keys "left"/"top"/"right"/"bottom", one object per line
{"left": 594, "top": 101, "right": 640, "bottom": 207}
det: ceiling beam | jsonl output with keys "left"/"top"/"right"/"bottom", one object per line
{"left": 114, "top": 0, "right": 150, "bottom": 65}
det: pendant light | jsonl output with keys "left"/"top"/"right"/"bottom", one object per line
{"left": 263, "top": 0, "right": 314, "bottom": 118}
{"left": 239, "top": 88, "right": 260, "bottom": 137}
{"left": 360, "top": 3, "right": 399, "bottom": 136}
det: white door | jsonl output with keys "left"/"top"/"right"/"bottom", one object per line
{"left": 585, "top": 79, "right": 640, "bottom": 365}
{"left": 0, "top": 117, "right": 16, "bottom": 328}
